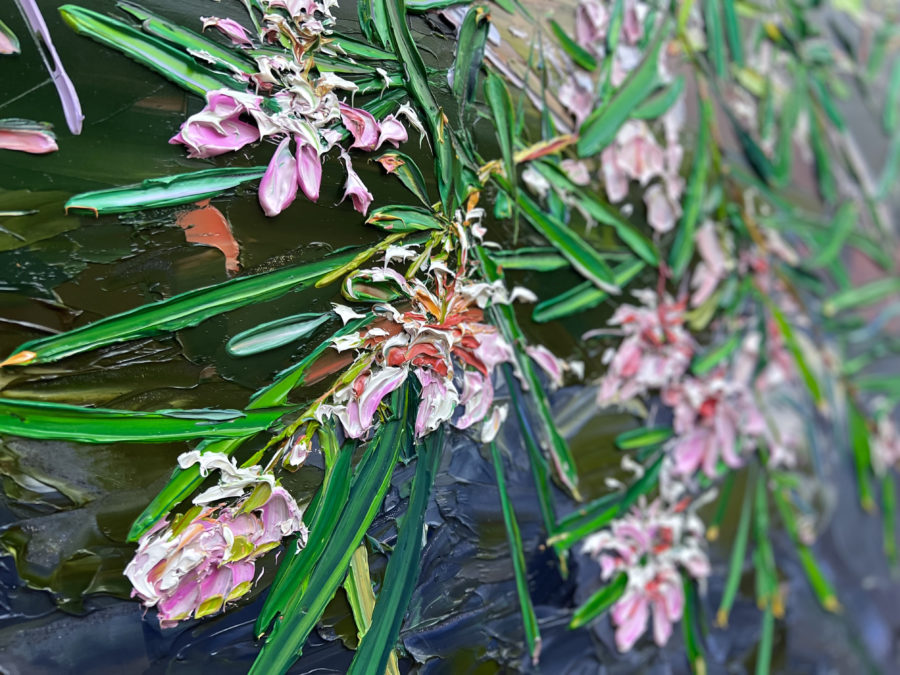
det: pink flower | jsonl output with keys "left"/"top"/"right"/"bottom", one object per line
{"left": 643, "top": 183, "right": 681, "bottom": 233}
{"left": 414, "top": 367, "right": 459, "bottom": 437}
{"left": 340, "top": 103, "right": 380, "bottom": 151}
{"left": 526, "top": 344, "right": 583, "bottom": 389}
{"left": 201, "top": 17, "right": 253, "bottom": 46}
{"left": 259, "top": 136, "right": 299, "bottom": 216}
{"left": 295, "top": 134, "right": 322, "bottom": 202}
{"left": 663, "top": 371, "right": 768, "bottom": 478}
{"left": 125, "top": 457, "right": 305, "bottom": 628}
{"left": 582, "top": 499, "right": 709, "bottom": 652}
{"left": 375, "top": 114, "right": 408, "bottom": 150}
{"left": 601, "top": 121, "right": 666, "bottom": 204}
{"left": 170, "top": 89, "right": 264, "bottom": 158}
{"left": 339, "top": 151, "right": 374, "bottom": 215}
{"left": 317, "top": 366, "right": 409, "bottom": 439}
{"left": 598, "top": 290, "right": 694, "bottom": 404}
{"left": 575, "top": 0, "right": 608, "bottom": 55}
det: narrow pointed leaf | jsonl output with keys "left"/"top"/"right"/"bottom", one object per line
{"left": 374, "top": 150, "right": 430, "bottom": 205}
{"left": 348, "top": 428, "right": 444, "bottom": 674}
{"left": 116, "top": 1, "right": 256, "bottom": 74}
{"left": 499, "top": 179, "right": 617, "bottom": 291}
{"left": 257, "top": 437, "right": 355, "bottom": 635}
{"left": 716, "top": 473, "right": 753, "bottom": 626}
{"left": 452, "top": 5, "right": 490, "bottom": 104}
{"left": 823, "top": 278, "right": 900, "bottom": 317}
{"left": 2, "top": 250, "right": 357, "bottom": 366}
{"left": 59, "top": 4, "right": 236, "bottom": 96}
{"left": 614, "top": 426, "right": 673, "bottom": 450}
{"left": 366, "top": 205, "right": 445, "bottom": 232}
{"left": 577, "top": 27, "right": 665, "bottom": 156}
{"left": 533, "top": 259, "right": 645, "bottom": 323}
{"left": 226, "top": 312, "right": 331, "bottom": 357}
{"left": 0, "top": 398, "right": 291, "bottom": 443}
{"left": 533, "top": 161, "right": 658, "bottom": 265}
{"left": 486, "top": 440, "right": 541, "bottom": 662}
{"left": 692, "top": 332, "right": 743, "bottom": 375}
{"left": 668, "top": 97, "right": 712, "bottom": 278}
{"left": 477, "top": 246, "right": 581, "bottom": 498}
{"left": 549, "top": 18, "right": 596, "bottom": 71}
{"left": 489, "top": 247, "right": 568, "bottom": 272}
{"left": 65, "top": 166, "right": 266, "bottom": 215}
{"left": 569, "top": 572, "right": 627, "bottom": 629}
{"left": 250, "top": 390, "right": 410, "bottom": 674}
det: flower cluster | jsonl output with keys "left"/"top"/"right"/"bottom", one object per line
{"left": 317, "top": 221, "right": 541, "bottom": 441}
{"left": 169, "top": 0, "right": 419, "bottom": 217}
{"left": 125, "top": 452, "right": 306, "bottom": 627}
{"left": 582, "top": 498, "right": 710, "bottom": 652}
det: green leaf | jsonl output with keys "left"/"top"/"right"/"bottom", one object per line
{"left": 452, "top": 5, "right": 491, "bottom": 105}
{"left": 691, "top": 331, "right": 742, "bottom": 375}
{"left": 348, "top": 427, "right": 444, "bottom": 674}
{"left": 668, "top": 97, "right": 712, "bottom": 278}
{"left": 383, "top": 0, "right": 456, "bottom": 216}
{"left": 373, "top": 150, "right": 431, "bottom": 206}
{"left": 885, "top": 59, "right": 900, "bottom": 133}
{"left": 226, "top": 312, "right": 331, "bottom": 357}
{"left": 809, "top": 107, "right": 837, "bottom": 204}
{"left": 716, "top": 472, "right": 753, "bottom": 627}
{"left": 366, "top": 204, "right": 446, "bottom": 232}
{"left": 502, "top": 365, "right": 561, "bottom": 561}
{"left": 682, "top": 575, "right": 707, "bottom": 674}
{"left": 883, "top": 474, "right": 897, "bottom": 566}
{"left": 576, "top": 26, "right": 665, "bottom": 156}
{"left": 804, "top": 202, "right": 857, "bottom": 268}
{"left": 0, "top": 398, "right": 291, "bottom": 443}
{"left": 329, "top": 34, "right": 397, "bottom": 61}
{"left": 848, "top": 402, "right": 876, "bottom": 512}
{"left": 500, "top": 180, "right": 617, "bottom": 291}
{"left": 755, "top": 606, "right": 775, "bottom": 675}
{"left": 632, "top": 76, "right": 685, "bottom": 119}
{"left": 703, "top": 0, "right": 727, "bottom": 78}
{"left": 116, "top": 1, "right": 256, "bottom": 75}
{"left": 477, "top": 247, "right": 581, "bottom": 498}
{"left": 532, "top": 259, "right": 645, "bottom": 323}
{"left": 614, "top": 426, "right": 673, "bottom": 450}
{"left": 64, "top": 166, "right": 266, "bottom": 215}
{"left": 487, "top": 441, "right": 541, "bottom": 661}
{"left": 533, "top": 161, "right": 659, "bottom": 266}
{"left": 256, "top": 435, "right": 356, "bottom": 636}
{"left": 569, "top": 572, "right": 627, "bottom": 629}
{"left": 721, "top": 0, "right": 743, "bottom": 66}
{"left": 549, "top": 19, "right": 597, "bottom": 71}
{"left": 59, "top": 4, "right": 236, "bottom": 96}
{"left": 484, "top": 72, "right": 517, "bottom": 238}
{"left": 823, "top": 278, "right": 900, "bottom": 317}
{"left": 250, "top": 389, "right": 410, "bottom": 674}
{"left": 1, "top": 250, "right": 358, "bottom": 366}
{"left": 489, "top": 247, "right": 569, "bottom": 272}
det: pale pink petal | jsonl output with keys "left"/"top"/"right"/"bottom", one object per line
{"left": 340, "top": 103, "right": 380, "bottom": 151}
{"left": 358, "top": 367, "right": 408, "bottom": 430}
{"left": 295, "top": 135, "right": 322, "bottom": 202}
{"left": 375, "top": 114, "right": 407, "bottom": 150}
{"left": 259, "top": 136, "right": 299, "bottom": 217}
{"left": 201, "top": 17, "right": 253, "bottom": 46}
{"left": 614, "top": 593, "right": 649, "bottom": 652}
{"left": 339, "top": 151, "right": 374, "bottom": 215}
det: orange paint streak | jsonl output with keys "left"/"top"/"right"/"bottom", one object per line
{"left": 175, "top": 202, "right": 241, "bottom": 273}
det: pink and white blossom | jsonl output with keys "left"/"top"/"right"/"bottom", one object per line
{"left": 582, "top": 498, "right": 709, "bottom": 652}
{"left": 598, "top": 290, "right": 694, "bottom": 404}
{"left": 340, "top": 103, "right": 380, "bottom": 151}
{"left": 125, "top": 453, "right": 305, "bottom": 627}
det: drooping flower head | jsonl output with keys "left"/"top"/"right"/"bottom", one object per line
{"left": 582, "top": 498, "right": 710, "bottom": 652}
{"left": 124, "top": 452, "right": 305, "bottom": 627}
